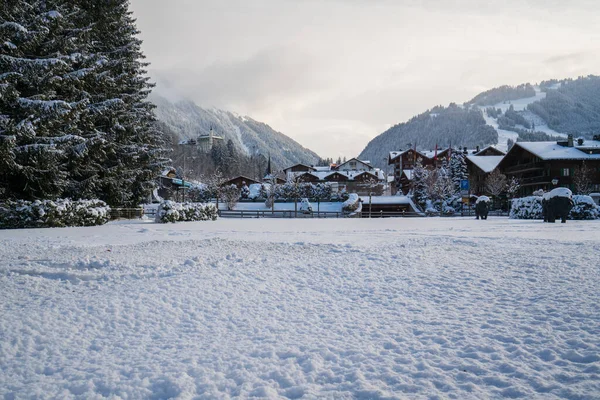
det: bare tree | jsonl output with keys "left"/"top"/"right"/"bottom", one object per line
{"left": 505, "top": 177, "right": 521, "bottom": 199}
{"left": 573, "top": 162, "right": 593, "bottom": 195}
{"left": 485, "top": 169, "right": 507, "bottom": 208}
{"left": 221, "top": 184, "right": 240, "bottom": 210}
{"left": 203, "top": 170, "right": 224, "bottom": 210}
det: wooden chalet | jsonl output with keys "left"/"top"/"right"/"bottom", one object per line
{"left": 282, "top": 159, "right": 385, "bottom": 195}
{"left": 496, "top": 135, "right": 600, "bottom": 196}
{"left": 388, "top": 147, "right": 451, "bottom": 195}
{"left": 465, "top": 147, "right": 506, "bottom": 195}
{"left": 221, "top": 176, "right": 259, "bottom": 188}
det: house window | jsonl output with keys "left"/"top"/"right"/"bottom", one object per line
{"left": 350, "top": 161, "right": 356, "bottom": 169}
{"left": 560, "top": 168, "right": 570, "bottom": 177}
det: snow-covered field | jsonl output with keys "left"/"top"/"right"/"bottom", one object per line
{"left": 2, "top": 218, "right": 600, "bottom": 399}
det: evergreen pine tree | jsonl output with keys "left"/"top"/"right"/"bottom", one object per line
{"left": 0, "top": 0, "right": 88, "bottom": 200}
{"left": 68, "top": 0, "right": 168, "bottom": 206}
{"left": 449, "top": 151, "right": 468, "bottom": 194}
{"left": 411, "top": 158, "right": 429, "bottom": 211}
{"left": 1, "top": 0, "right": 167, "bottom": 205}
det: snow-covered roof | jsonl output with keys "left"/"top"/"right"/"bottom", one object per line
{"left": 466, "top": 155, "right": 504, "bottom": 173}
{"left": 474, "top": 145, "right": 505, "bottom": 156}
{"left": 358, "top": 195, "right": 413, "bottom": 205}
{"left": 421, "top": 148, "right": 449, "bottom": 159}
{"left": 515, "top": 140, "right": 600, "bottom": 160}
{"left": 402, "top": 169, "right": 413, "bottom": 180}
{"left": 300, "top": 169, "right": 384, "bottom": 181}
{"left": 283, "top": 164, "right": 316, "bottom": 172}
{"left": 337, "top": 158, "right": 373, "bottom": 170}
{"left": 389, "top": 150, "right": 408, "bottom": 160}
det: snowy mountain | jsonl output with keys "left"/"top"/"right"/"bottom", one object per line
{"left": 150, "top": 94, "right": 320, "bottom": 170}
{"left": 359, "top": 75, "right": 600, "bottom": 169}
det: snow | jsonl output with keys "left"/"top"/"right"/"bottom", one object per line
{"left": 481, "top": 107, "right": 518, "bottom": 151}
{"left": 1, "top": 218, "right": 600, "bottom": 398}
{"left": 476, "top": 195, "right": 490, "bottom": 204}
{"left": 477, "top": 86, "right": 568, "bottom": 151}
{"left": 515, "top": 140, "right": 600, "bottom": 161}
{"left": 466, "top": 155, "right": 504, "bottom": 173}
{"left": 233, "top": 201, "right": 343, "bottom": 213}
{"left": 545, "top": 187, "right": 573, "bottom": 199}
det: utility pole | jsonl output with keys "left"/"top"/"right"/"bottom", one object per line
{"left": 182, "top": 153, "right": 186, "bottom": 203}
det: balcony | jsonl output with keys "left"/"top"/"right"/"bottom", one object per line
{"left": 519, "top": 176, "right": 552, "bottom": 187}
{"left": 504, "top": 162, "right": 545, "bottom": 174}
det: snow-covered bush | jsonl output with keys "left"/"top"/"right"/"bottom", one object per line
{"left": 154, "top": 201, "right": 218, "bottom": 223}
{"left": 510, "top": 196, "right": 543, "bottom": 219}
{"left": 220, "top": 184, "right": 240, "bottom": 210}
{"left": 187, "top": 184, "right": 212, "bottom": 203}
{"left": 570, "top": 195, "right": 600, "bottom": 220}
{"left": 342, "top": 193, "right": 360, "bottom": 213}
{"left": 0, "top": 199, "right": 110, "bottom": 229}
{"left": 240, "top": 184, "right": 250, "bottom": 199}
{"left": 510, "top": 195, "right": 600, "bottom": 220}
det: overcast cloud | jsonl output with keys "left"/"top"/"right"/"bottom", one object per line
{"left": 130, "top": 0, "right": 600, "bottom": 158}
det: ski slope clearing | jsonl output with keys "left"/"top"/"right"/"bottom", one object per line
{"left": 1, "top": 218, "right": 600, "bottom": 399}
{"left": 477, "top": 86, "right": 567, "bottom": 151}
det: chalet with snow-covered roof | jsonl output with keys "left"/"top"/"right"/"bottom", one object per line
{"left": 465, "top": 149, "right": 505, "bottom": 195}
{"left": 280, "top": 159, "right": 386, "bottom": 195}
{"left": 388, "top": 147, "right": 451, "bottom": 195}
{"left": 221, "top": 176, "right": 259, "bottom": 188}
{"left": 336, "top": 158, "right": 374, "bottom": 172}
{"left": 496, "top": 135, "right": 600, "bottom": 196}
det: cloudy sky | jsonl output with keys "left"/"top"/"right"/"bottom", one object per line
{"left": 130, "top": 0, "right": 600, "bottom": 158}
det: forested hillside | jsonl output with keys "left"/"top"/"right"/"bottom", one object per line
{"left": 469, "top": 84, "right": 536, "bottom": 106}
{"left": 151, "top": 94, "right": 321, "bottom": 176}
{"left": 527, "top": 76, "right": 600, "bottom": 136}
{"left": 359, "top": 76, "right": 600, "bottom": 170}
{"left": 358, "top": 104, "right": 497, "bottom": 169}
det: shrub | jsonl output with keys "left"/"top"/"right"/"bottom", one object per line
{"left": 510, "top": 195, "right": 600, "bottom": 220}
{"left": 0, "top": 199, "right": 110, "bottom": 229}
{"left": 570, "top": 195, "right": 600, "bottom": 220}
{"left": 510, "top": 196, "right": 543, "bottom": 219}
{"left": 342, "top": 193, "right": 360, "bottom": 213}
{"left": 155, "top": 200, "right": 218, "bottom": 223}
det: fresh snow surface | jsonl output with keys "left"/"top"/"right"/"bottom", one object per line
{"left": 465, "top": 155, "right": 504, "bottom": 174}
{"left": 545, "top": 188, "right": 573, "bottom": 199}
{"left": 1, "top": 218, "right": 600, "bottom": 399}
{"left": 476, "top": 195, "right": 490, "bottom": 204}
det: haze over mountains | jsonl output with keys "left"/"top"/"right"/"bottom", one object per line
{"left": 151, "top": 75, "right": 600, "bottom": 173}
{"left": 151, "top": 93, "right": 321, "bottom": 172}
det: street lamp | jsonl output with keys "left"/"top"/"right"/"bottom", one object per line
{"left": 551, "top": 178, "right": 559, "bottom": 186}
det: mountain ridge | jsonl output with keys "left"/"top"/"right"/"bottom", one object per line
{"left": 359, "top": 75, "right": 600, "bottom": 169}
{"left": 150, "top": 93, "right": 321, "bottom": 172}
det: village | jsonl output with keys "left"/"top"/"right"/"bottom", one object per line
{"left": 155, "top": 134, "right": 600, "bottom": 219}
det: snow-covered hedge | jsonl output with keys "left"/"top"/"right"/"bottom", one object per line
{"left": 342, "top": 193, "right": 360, "bottom": 213}
{"left": 0, "top": 199, "right": 110, "bottom": 229}
{"left": 570, "top": 195, "right": 600, "bottom": 220}
{"left": 154, "top": 201, "right": 218, "bottom": 223}
{"left": 510, "top": 196, "right": 543, "bottom": 220}
{"left": 510, "top": 195, "right": 600, "bottom": 220}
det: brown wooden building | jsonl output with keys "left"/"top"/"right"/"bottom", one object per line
{"left": 221, "top": 176, "right": 259, "bottom": 188}
{"left": 496, "top": 136, "right": 600, "bottom": 196}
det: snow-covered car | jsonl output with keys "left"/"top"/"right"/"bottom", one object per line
{"left": 299, "top": 198, "right": 313, "bottom": 214}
